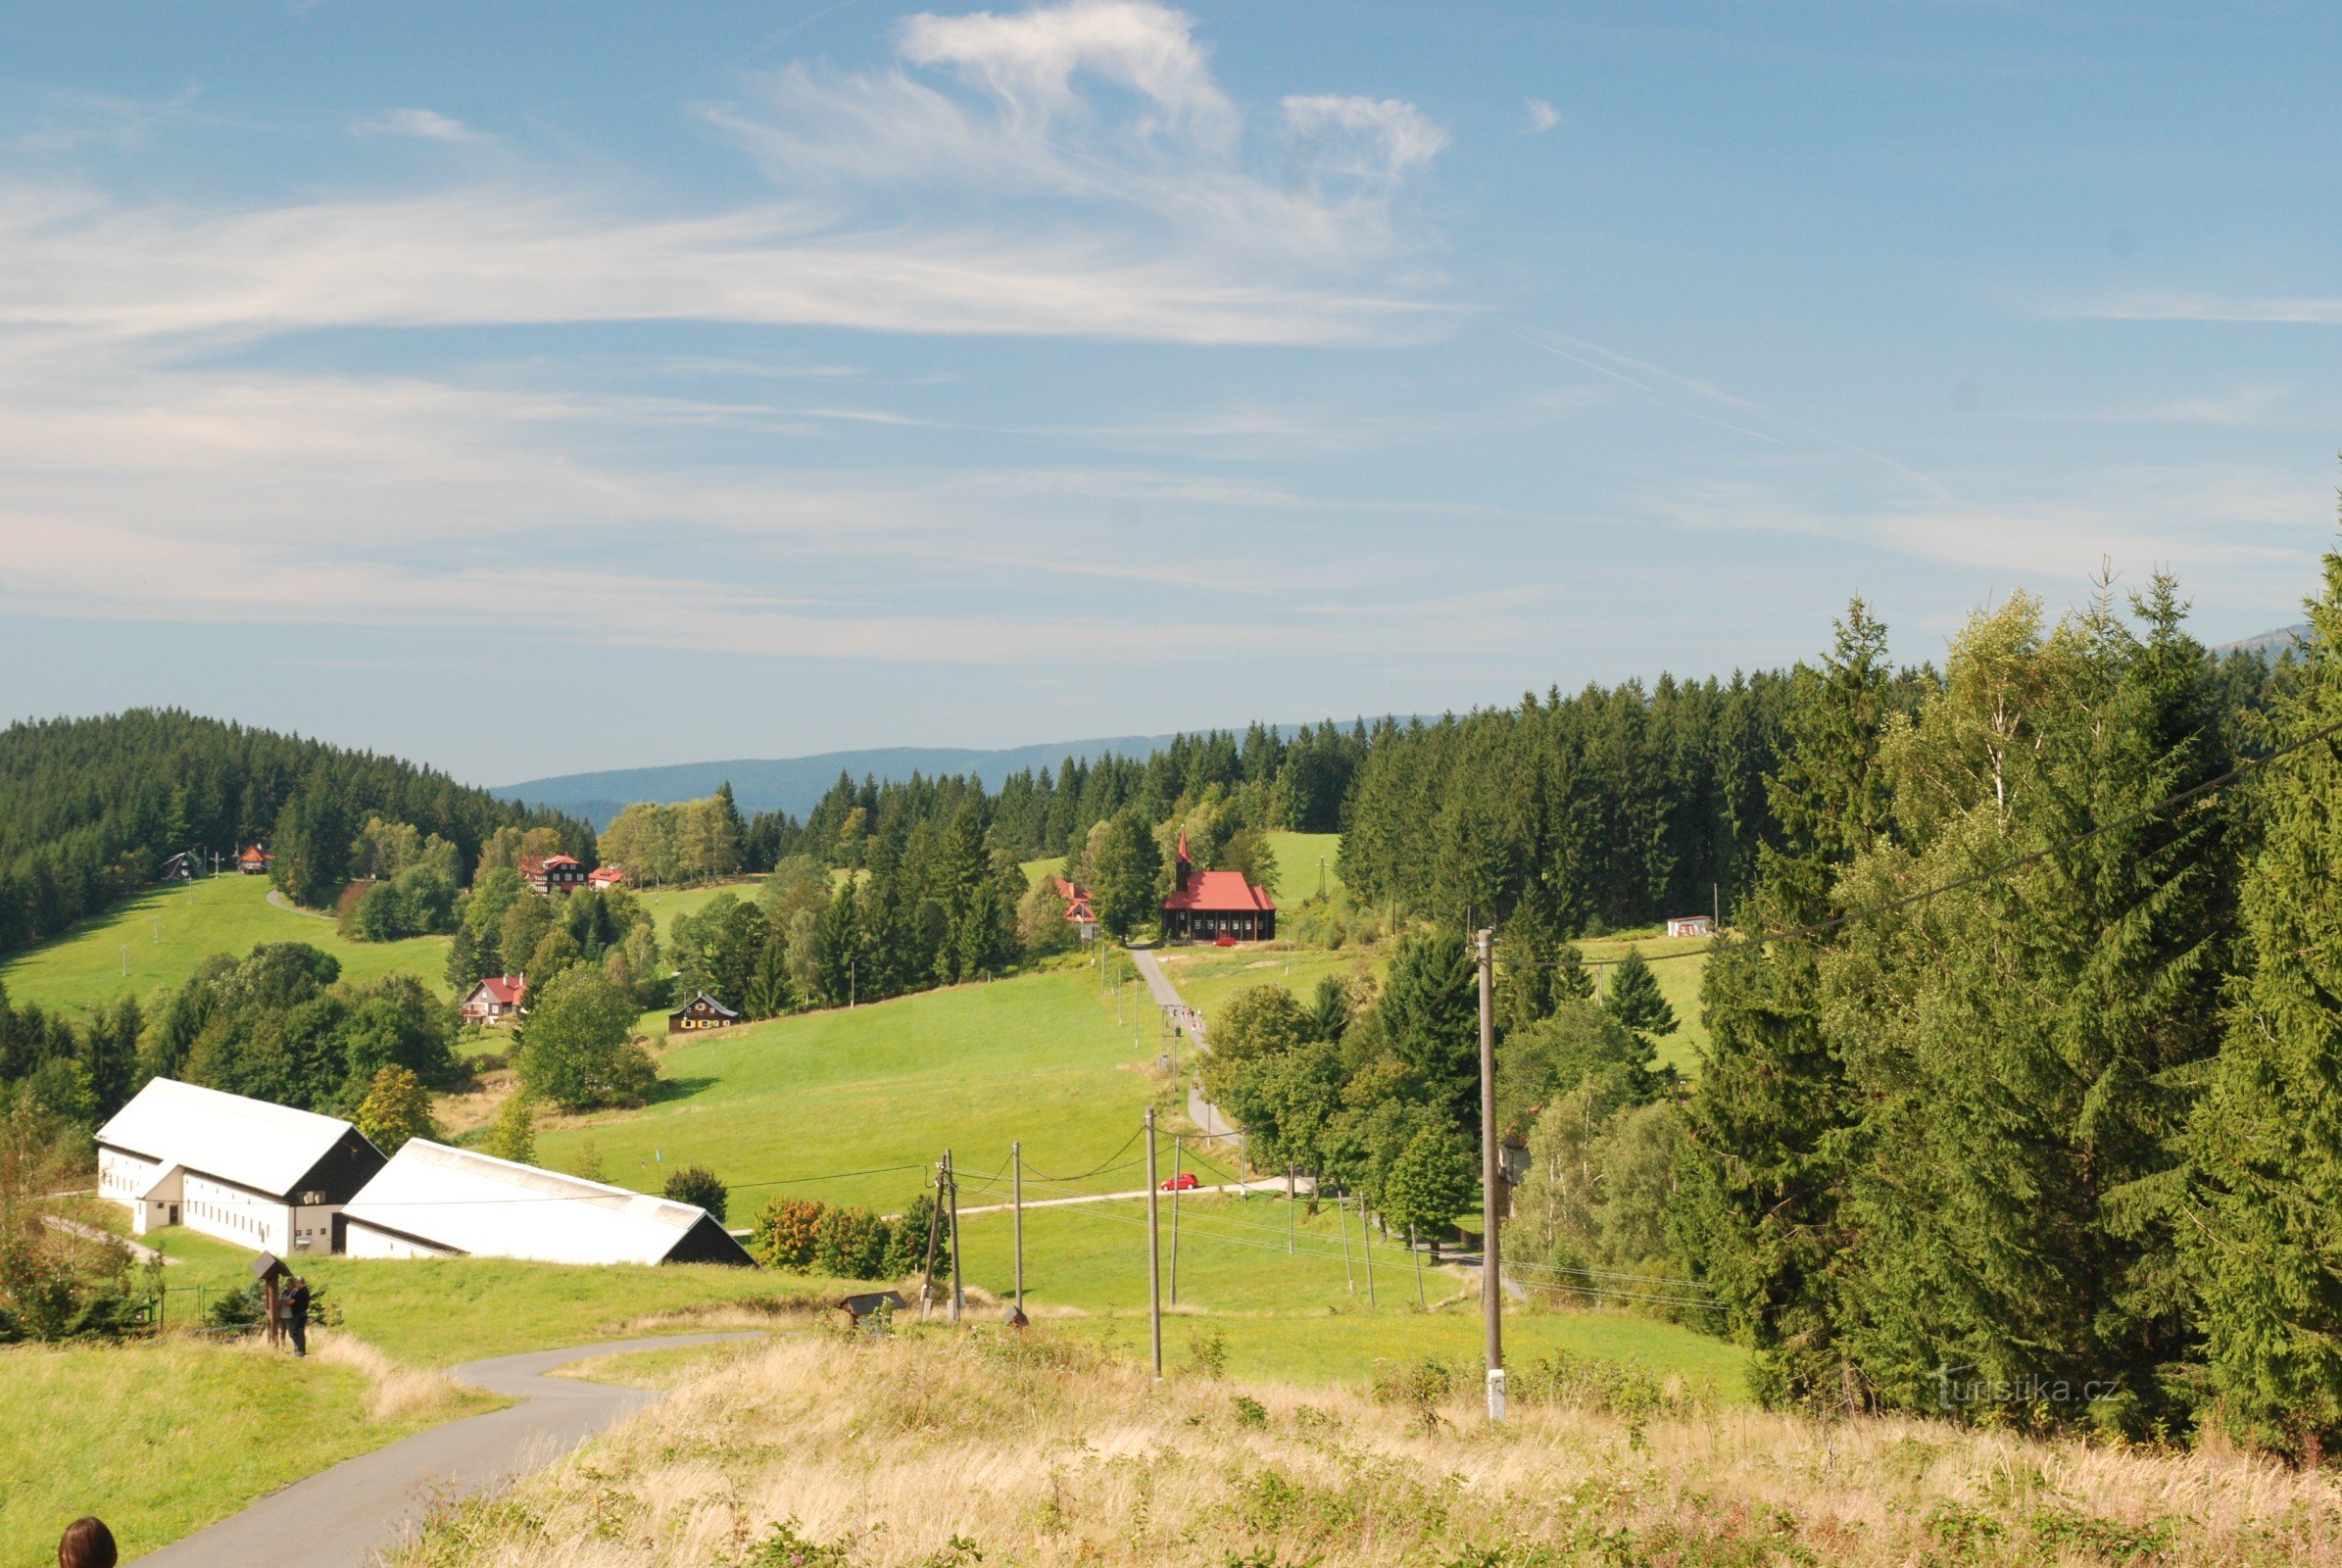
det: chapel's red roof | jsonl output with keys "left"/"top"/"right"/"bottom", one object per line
{"left": 1163, "top": 870, "right": 1276, "bottom": 914}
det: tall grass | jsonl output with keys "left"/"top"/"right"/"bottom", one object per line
{"left": 389, "top": 1327, "right": 2342, "bottom": 1568}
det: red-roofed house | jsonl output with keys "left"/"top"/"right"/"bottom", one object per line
{"left": 459, "top": 974, "right": 527, "bottom": 1026}
{"left": 588, "top": 865, "right": 630, "bottom": 891}
{"left": 518, "top": 854, "right": 587, "bottom": 896}
{"left": 1053, "top": 877, "right": 1098, "bottom": 943}
{"left": 237, "top": 844, "right": 272, "bottom": 875}
{"left": 1160, "top": 834, "right": 1276, "bottom": 943}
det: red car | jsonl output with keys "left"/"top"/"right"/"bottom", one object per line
{"left": 1161, "top": 1172, "right": 1201, "bottom": 1192}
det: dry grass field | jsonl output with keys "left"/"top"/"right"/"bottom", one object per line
{"left": 389, "top": 1328, "right": 2342, "bottom": 1568}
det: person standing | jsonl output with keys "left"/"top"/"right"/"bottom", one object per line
{"left": 284, "top": 1275, "right": 311, "bottom": 1357}
{"left": 58, "top": 1516, "right": 117, "bottom": 1568}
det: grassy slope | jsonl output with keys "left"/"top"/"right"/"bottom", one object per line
{"left": 631, "top": 879, "right": 765, "bottom": 941}
{"left": 535, "top": 965, "right": 1157, "bottom": 1212}
{"left": 0, "top": 874, "right": 452, "bottom": 1015}
{"left": 0, "top": 1339, "right": 484, "bottom": 1568}
{"left": 1154, "top": 945, "right": 1379, "bottom": 1022}
{"left": 1582, "top": 931, "right": 1710, "bottom": 1077}
{"left": 1265, "top": 830, "right": 1344, "bottom": 904}
{"left": 953, "top": 1193, "right": 1743, "bottom": 1396}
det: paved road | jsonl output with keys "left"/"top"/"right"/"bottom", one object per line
{"left": 140, "top": 1333, "right": 763, "bottom": 1568}
{"left": 955, "top": 1175, "right": 1306, "bottom": 1218}
{"left": 44, "top": 1214, "right": 176, "bottom": 1265}
{"left": 1128, "top": 949, "right": 1244, "bottom": 1141}
{"left": 266, "top": 888, "right": 331, "bottom": 919}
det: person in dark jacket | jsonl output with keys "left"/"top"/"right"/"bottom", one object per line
{"left": 284, "top": 1276, "right": 311, "bottom": 1356}
{"left": 58, "top": 1516, "right": 117, "bottom": 1568}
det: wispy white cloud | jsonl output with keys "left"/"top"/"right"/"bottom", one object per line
{"left": 2070, "top": 292, "right": 2342, "bottom": 324}
{"left": 0, "top": 0, "right": 1478, "bottom": 662}
{"left": 1524, "top": 97, "right": 1559, "bottom": 134}
{"left": 1993, "top": 383, "right": 2295, "bottom": 427}
{"left": 351, "top": 107, "right": 479, "bottom": 142}
{"left": 4, "top": 84, "right": 202, "bottom": 154}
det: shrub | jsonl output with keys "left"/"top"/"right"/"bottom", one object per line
{"left": 662, "top": 1164, "right": 728, "bottom": 1222}
{"left": 883, "top": 1193, "right": 950, "bottom": 1279}
{"left": 205, "top": 1284, "right": 264, "bottom": 1331}
{"left": 754, "top": 1198, "right": 827, "bottom": 1271}
{"left": 813, "top": 1206, "right": 892, "bottom": 1279}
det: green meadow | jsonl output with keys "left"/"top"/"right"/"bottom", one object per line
{"left": 0, "top": 873, "right": 451, "bottom": 1015}
{"left": 1266, "top": 830, "right": 1344, "bottom": 904}
{"left": 537, "top": 963, "right": 1159, "bottom": 1211}
{"left": 0, "top": 1337, "right": 496, "bottom": 1568}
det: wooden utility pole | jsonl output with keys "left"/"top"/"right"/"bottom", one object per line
{"left": 1478, "top": 927, "right": 1505, "bottom": 1423}
{"left": 1168, "top": 1137, "right": 1182, "bottom": 1304}
{"left": 1337, "top": 1190, "right": 1354, "bottom": 1294}
{"left": 946, "top": 1148, "right": 962, "bottom": 1325}
{"left": 1412, "top": 1225, "right": 1426, "bottom": 1307}
{"left": 1360, "top": 1199, "right": 1376, "bottom": 1308}
{"left": 1145, "top": 1107, "right": 1163, "bottom": 1379}
{"left": 919, "top": 1159, "right": 945, "bottom": 1317}
{"left": 1287, "top": 1165, "right": 1295, "bottom": 1253}
{"left": 1011, "top": 1140, "right": 1025, "bottom": 1320}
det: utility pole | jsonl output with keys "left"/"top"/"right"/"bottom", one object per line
{"left": 1287, "top": 1165, "right": 1295, "bottom": 1253}
{"left": 1337, "top": 1189, "right": 1354, "bottom": 1294}
{"left": 1360, "top": 1199, "right": 1376, "bottom": 1307}
{"left": 1169, "top": 1136, "right": 1182, "bottom": 1305}
{"left": 919, "top": 1159, "right": 945, "bottom": 1317}
{"left": 1412, "top": 1224, "right": 1426, "bottom": 1307}
{"left": 1478, "top": 927, "right": 1505, "bottom": 1423}
{"left": 1011, "top": 1140, "right": 1025, "bottom": 1323}
{"left": 1145, "top": 1107, "right": 1163, "bottom": 1379}
{"left": 946, "top": 1148, "right": 962, "bottom": 1324}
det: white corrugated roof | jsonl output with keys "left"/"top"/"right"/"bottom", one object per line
{"left": 96, "top": 1079, "right": 358, "bottom": 1200}
{"left": 341, "top": 1140, "right": 719, "bottom": 1265}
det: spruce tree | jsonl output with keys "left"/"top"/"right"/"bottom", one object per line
{"left": 1600, "top": 949, "right": 1676, "bottom": 1041}
{"left": 1674, "top": 601, "right": 1895, "bottom": 1409}
{"left": 2183, "top": 540, "right": 2342, "bottom": 1456}
{"left": 1380, "top": 930, "right": 1480, "bottom": 1137}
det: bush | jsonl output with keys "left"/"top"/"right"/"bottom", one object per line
{"left": 883, "top": 1193, "right": 950, "bottom": 1279}
{"left": 812, "top": 1206, "right": 892, "bottom": 1280}
{"left": 662, "top": 1164, "right": 728, "bottom": 1222}
{"left": 753, "top": 1198, "right": 827, "bottom": 1270}
{"left": 205, "top": 1284, "right": 264, "bottom": 1331}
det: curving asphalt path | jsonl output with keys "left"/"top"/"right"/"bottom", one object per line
{"left": 138, "top": 1332, "right": 764, "bottom": 1568}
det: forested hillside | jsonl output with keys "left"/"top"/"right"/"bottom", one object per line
{"left": 0, "top": 710, "right": 586, "bottom": 955}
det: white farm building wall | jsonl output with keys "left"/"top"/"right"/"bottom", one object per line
{"left": 93, "top": 1079, "right": 385, "bottom": 1256}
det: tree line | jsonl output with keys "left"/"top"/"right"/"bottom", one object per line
{"left": 0, "top": 709, "right": 589, "bottom": 954}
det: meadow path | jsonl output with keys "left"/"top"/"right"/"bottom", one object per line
{"left": 138, "top": 1332, "right": 763, "bottom": 1568}
{"left": 1127, "top": 948, "right": 1241, "bottom": 1141}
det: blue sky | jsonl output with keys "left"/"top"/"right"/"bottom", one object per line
{"left": 3, "top": 2, "right": 2338, "bottom": 784}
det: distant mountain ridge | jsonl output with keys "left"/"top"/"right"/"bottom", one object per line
{"left": 496, "top": 733, "right": 1195, "bottom": 825}
{"left": 2215, "top": 623, "right": 2313, "bottom": 660}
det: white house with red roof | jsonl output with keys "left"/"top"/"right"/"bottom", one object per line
{"left": 1161, "top": 834, "right": 1276, "bottom": 943}
{"left": 1053, "top": 876, "right": 1098, "bottom": 942}
{"left": 459, "top": 973, "right": 527, "bottom": 1025}
{"left": 587, "top": 864, "right": 629, "bottom": 890}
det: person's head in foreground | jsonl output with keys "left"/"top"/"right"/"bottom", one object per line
{"left": 59, "top": 1517, "right": 117, "bottom": 1568}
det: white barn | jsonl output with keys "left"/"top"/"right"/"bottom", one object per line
{"left": 340, "top": 1141, "right": 755, "bottom": 1266}
{"left": 95, "top": 1079, "right": 387, "bottom": 1257}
